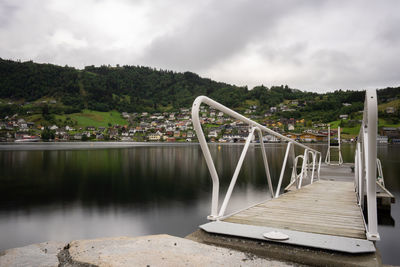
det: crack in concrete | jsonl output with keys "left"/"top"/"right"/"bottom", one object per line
{"left": 57, "top": 243, "right": 96, "bottom": 267}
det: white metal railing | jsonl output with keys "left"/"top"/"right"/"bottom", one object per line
{"left": 354, "top": 89, "right": 380, "bottom": 241}
{"left": 192, "top": 96, "right": 322, "bottom": 220}
{"left": 325, "top": 126, "right": 343, "bottom": 165}
{"left": 376, "top": 158, "right": 384, "bottom": 187}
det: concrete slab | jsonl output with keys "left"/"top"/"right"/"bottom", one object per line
{"left": 0, "top": 241, "right": 64, "bottom": 267}
{"left": 59, "top": 235, "right": 292, "bottom": 267}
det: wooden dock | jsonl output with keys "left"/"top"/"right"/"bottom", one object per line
{"left": 199, "top": 163, "right": 382, "bottom": 254}
{"left": 224, "top": 179, "right": 366, "bottom": 239}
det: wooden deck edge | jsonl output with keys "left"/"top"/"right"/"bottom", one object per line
{"left": 186, "top": 229, "right": 383, "bottom": 267}
{"left": 200, "top": 221, "right": 375, "bottom": 254}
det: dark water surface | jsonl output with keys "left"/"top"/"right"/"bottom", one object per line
{"left": 0, "top": 143, "right": 399, "bottom": 264}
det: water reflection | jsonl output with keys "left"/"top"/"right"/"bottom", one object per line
{"left": 0, "top": 143, "right": 399, "bottom": 265}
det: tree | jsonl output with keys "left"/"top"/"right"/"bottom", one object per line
{"left": 41, "top": 128, "right": 55, "bottom": 141}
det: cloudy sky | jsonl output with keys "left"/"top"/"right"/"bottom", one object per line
{"left": 0, "top": 0, "right": 399, "bottom": 91}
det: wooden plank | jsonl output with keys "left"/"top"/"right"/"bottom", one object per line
{"left": 223, "top": 178, "right": 367, "bottom": 240}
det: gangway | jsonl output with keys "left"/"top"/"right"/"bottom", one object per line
{"left": 191, "top": 89, "right": 392, "bottom": 254}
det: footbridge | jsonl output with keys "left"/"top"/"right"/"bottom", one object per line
{"left": 191, "top": 90, "right": 393, "bottom": 255}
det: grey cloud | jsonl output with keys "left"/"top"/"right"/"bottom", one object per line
{"left": 0, "top": 0, "right": 399, "bottom": 91}
{"left": 140, "top": 0, "right": 315, "bottom": 71}
{"left": 0, "top": 1, "right": 19, "bottom": 28}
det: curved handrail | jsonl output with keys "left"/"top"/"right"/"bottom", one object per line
{"left": 192, "top": 95, "right": 321, "bottom": 219}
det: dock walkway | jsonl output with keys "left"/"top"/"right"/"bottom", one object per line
{"left": 224, "top": 179, "right": 365, "bottom": 239}
{"left": 199, "top": 163, "right": 376, "bottom": 253}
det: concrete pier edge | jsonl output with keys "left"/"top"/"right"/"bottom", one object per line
{"left": 0, "top": 231, "right": 387, "bottom": 266}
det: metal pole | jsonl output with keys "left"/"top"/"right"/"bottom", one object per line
{"left": 256, "top": 128, "right": 274, "bottom": 198}
{"left": 191, "top": 98, "right": 219, "bottom": 219}
{"left": 365, "top": 89, "right": 379, "bottom": 241}
{"left": 356, "top": 142, "right": 363, "bottom": 205}
{"left": 310, "top": 151, "right": 316, "bottom": 184}
{"left": 298, "top": 149, "right": 308, "bottom": 189}
{"left": 317, "top": 152, "right": 322, "bottom": 179}
{"left": 218, "top": 128, "right": 255, "bottom": 217}
{"left": 338, "top": 126, "right": 343, "bottom": 165}
{"left": 275, "top": 142, "right": 292, "bottom": 198}
{"left": 325, "top": 126, "right": 330, "bottom": 164}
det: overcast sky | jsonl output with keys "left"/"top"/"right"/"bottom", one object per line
{"left": 0, "top": 0, "right": 399, "bottom": 92}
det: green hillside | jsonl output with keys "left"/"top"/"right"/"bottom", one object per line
{"left": 1, "top": 58, "right": 400, "bottom": 130}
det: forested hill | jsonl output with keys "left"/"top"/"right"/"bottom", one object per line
{"left": 0, "top": 58, "right": 399, "bottom": 122}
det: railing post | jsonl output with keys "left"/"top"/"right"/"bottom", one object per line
{"left": 191, "top": 97, "right": 219, "bottom": 219}
{"left": 275, "top": 141, "right": 292, "bottom": 198}
{"left": 317, "top": 153, "right": 322, "bottom": 180}
{"left": 256, "top": 128, "right": 274, "bottom": 198}
{"left": 298, "top": 149, "right": 308, "bottom": 189}
{"left": 365, "top": 90, "right": 379, "bottom": 241}
{"left": 310, "top": 151, "right": 316, "bottom": 184}
{"left": 325, "top": 126, "right": 330, "bottom": 164}
{"left": 356, "top": 142, "right": 363, "bottom": 205}
{"left": 218, "top": 128, "right": 255, "bottom": 217}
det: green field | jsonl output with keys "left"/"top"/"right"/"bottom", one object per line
{"left": 54, "top": 110, "right": 128, "bottom": 128}
{"left": 328, "top": 117, "right": 400, "bottom": 138}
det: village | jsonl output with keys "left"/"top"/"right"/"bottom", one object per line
{"left": 1, "top": 102, "right": 398, "bottom": 144}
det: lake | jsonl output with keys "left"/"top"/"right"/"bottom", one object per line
{"left": 0, "top": 142, "right": 399, "bottom": 265}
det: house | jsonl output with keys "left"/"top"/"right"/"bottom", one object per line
{"left": 109, "top": 129, "right": 119, "bottom": 139}
{"left": 86, "top": 126, "right": 96, "bottom": 131}
{"left": 284, "top": 133, "right": 299, "bottom": 140}
{"left": 264, "top": 135, "right": 280, "bottom": 143}
{"left": 60, "top": 133, "right": 69, "bottom": 141}
{"left": 121, "top": 136, "right": 132, "bottom": 141}
{"left": 49, "top": 125, "right": 58, "bottom": 130}
{"left": 128, "top": 128, "right": 136, "bottom": 135}
{"left": 208, "top": 131, "right": 218, "bottom": 138}
{"left": 288, "top": 124, "right": 295, "bottom": 131}
{"left": 385, "top": 107, "right": 396, "bottom": 114}
{"left": 74, "top": 133, "right": 82, "bottom": 140}
{"left": 148, "top": 133, "right": 161, "bottom": 141}
{"left": 299, "top": 133, "right": 327, "bottom": 142}
{"left": 187, "top": 131, "right": 195, "bottom": 138}
{"left": 380, "top": 127, "right": 400, "bottom": 139}
{"left": 339, "top": 114, "right": 348, "bottom": 119}
{"left": 173, "top": 131, "right": 180, "bottom": 138}
{"left": 96, "top": 133, "right": 104, "bottom": 140}
{"left": 377, "top": 135, "right": 388, "bottom": 144}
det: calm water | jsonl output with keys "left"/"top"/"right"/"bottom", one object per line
{"left": 0, "top": 143, "right": 399, "bottom": 265}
